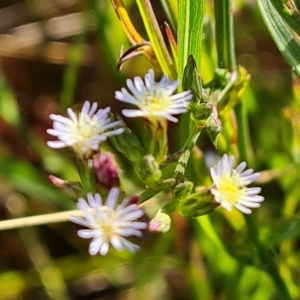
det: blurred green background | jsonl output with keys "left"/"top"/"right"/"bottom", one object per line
{"left": 0, "top": 0, "right": 300, "bottom": 299}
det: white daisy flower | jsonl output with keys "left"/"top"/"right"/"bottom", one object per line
{"left": 209, "top": 154, "right": 264, "bottom": 214}
{"left": 47, "top": 101, "right": 124, "bottom": 157}
{"left": 115, "top": 69, "right": 192, "bottom": 123}
{"left": 70, "top": 188, "right": 147, "bottom": 255}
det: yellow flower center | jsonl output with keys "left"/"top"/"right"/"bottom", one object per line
{"left": 69, "top": 115, "right": 101, "bottom": 155}
{"left": 97, "top": 207, "right": 117, "bottom": 240}
{"left": 218, "top": 174, "right": 246, "bottom": 204}
{"left": 144, "top": 89, "right": 171, "bottom": 113}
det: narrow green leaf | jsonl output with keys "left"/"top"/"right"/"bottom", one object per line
{"left": 178, "top": 0, "right": 204, "bottom": 148}
{"left": 257, "top": 0, "right": 300, "bottom": 78}
{"left": 214, "top": 0, "right": 237, "bottom": 70}
{"left": 272, "top": 0, "right": 300, "bottom": 37}
{"left": 177, "top": 0, "right": 204, "bottom": 84}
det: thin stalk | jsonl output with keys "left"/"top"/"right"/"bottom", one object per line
{"left": 213, "top": 0, "right": 237, "bottom": 71}
{"left": 235, "top": 101, "right": 254, "bottom": 165}
{"left": 139, "top": 178, "right": 176, "bottom": 202}
{"left": 173, "top": 126, "right": 201, "bottom": 182}
{"left": 0, "top": 210, "right": 83, "bottom": 231}
{"left": 136, "top": 0, "right": 177, "bottom": 79}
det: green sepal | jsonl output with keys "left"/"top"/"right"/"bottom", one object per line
{"left": 178, "top": 189, "right": 218, "bottom": 217}
{"left": 138, "top": 154, "right": 162, "bottom": 187}
{"left": 190, "top": 103, "right": 213, "bottom": 127}
{"left": 206, "top": 106, "right": 222, "bottom": 147}
{"left": 173, "top": 181, "right": 194, "bottom": 201}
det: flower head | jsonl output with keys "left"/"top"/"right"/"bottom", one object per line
{"left": 209, "top": 154, "right": 264, "bottom": 214}
{"left": 93, "top": 152, "right": 120, "bottom": 190}
{"left": 70, "top": 188, "right": 147, "bottom": 255}
{"left": 115, "top": 69, "right": 192, "bottom": 123}
{"left": 47, "top": 101, "right": 124, "bottom": 157}
{"left": 148, "top": 209, "right": 171, "bottom": 233}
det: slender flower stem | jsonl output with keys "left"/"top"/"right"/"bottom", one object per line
{"left": 139, "top": 178, "right": 176, "bottom": 202}
{"left": 235, "top": 101, "right": 254, "bottom": 165}
{"left": 0, "top": 210, "right": 83, "bottom": 231}
{"left": 173, "top": 126, "right": 202, "bottom": 183}
{"left": 213, "top": 0, "right": 237, "bottom": 71}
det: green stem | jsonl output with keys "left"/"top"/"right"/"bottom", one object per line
{"left": 139, "top": 178, "right": 176, "bottom": 202}
{"left": 213, "top": 0, "right": 237, "bottom": 71}
{"left": 235, "top": 101, "right": 254, "bottom": 166}
{"left": 173, "top": 126, "right": 201, "bottom": 182}
{"left": 136, "top": 0, "right": 177, "bottom": 79}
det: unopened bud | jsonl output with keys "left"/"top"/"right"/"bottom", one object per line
{"left": 173, "top": 182, "right": 194, "bottom": 201}
{"left": 93, "top": 153, "right": 120, "bottom": 189}
{"left": 138, "top": 155, "right": 162, "bottom": 186}
{"left": 178, "top": 189, "right": 218, "bottom": 217}
{"left": 190, "top": 103, "right": 213, "bottom": 128}
{"left": 149, "top": 209, "right": 171, "bottom": 233}
{"left": 48, "top": 175, "right": 82, "bottom": 198}
{"left": 206, "top": 106, "right": 222, "bottom": 147}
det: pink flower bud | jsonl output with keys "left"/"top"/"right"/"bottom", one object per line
{"left": 93, "top": 153, "right": 120, "bottom": 190}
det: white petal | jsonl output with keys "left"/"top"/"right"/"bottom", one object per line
{"left": 110, "top": 235, "right": 124, "bottom": 251}
{"left": 89, "top": 237, "right": 103, "bottom": 255}
{"left": 234, "top": 203, "right": 252, "bottom": 214}
{"left": 99, "top": 242, "right": 110, "bottom": 255}
{"left": 77, "top": 229, "right": 98, "bottom": 238}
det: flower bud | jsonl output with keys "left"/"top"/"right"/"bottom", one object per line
{"left": 190, "top": 103, "right": 213, "bottom": 128}
{"left": 138, "top": 155, "right": 162, "bottom": 186}
{"left": 93, "top": 153, "right": 120, "bottom": 189}
{"left": 178, "top": 189, "right": 218, "bottom": 217}
{"left": 206, "top": 106, "right": 222, "bottom": 147}
{"left": 173, "top": 181, "right": 194, "bottom": 201}
{"left": 48, "top": 175, "right": 82, "bottom": 198}
{"left": 149, "top": 209, "right": 171, "bottom": 233}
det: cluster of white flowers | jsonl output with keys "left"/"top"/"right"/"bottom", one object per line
{"left": 46, "top": 70, "right": 194, "bottom": 255}
{"left": 47, "top": 70, "right": 264, "bottom": 256}
{"left": 209, "top": 154, "right": 264, "bottom": 214}
{"left": 47, "top": 70, "right": 192, "bottom": 156}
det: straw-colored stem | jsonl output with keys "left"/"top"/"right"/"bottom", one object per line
{"left": 0, "top": 210, "right": 83, "bottom": 231}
